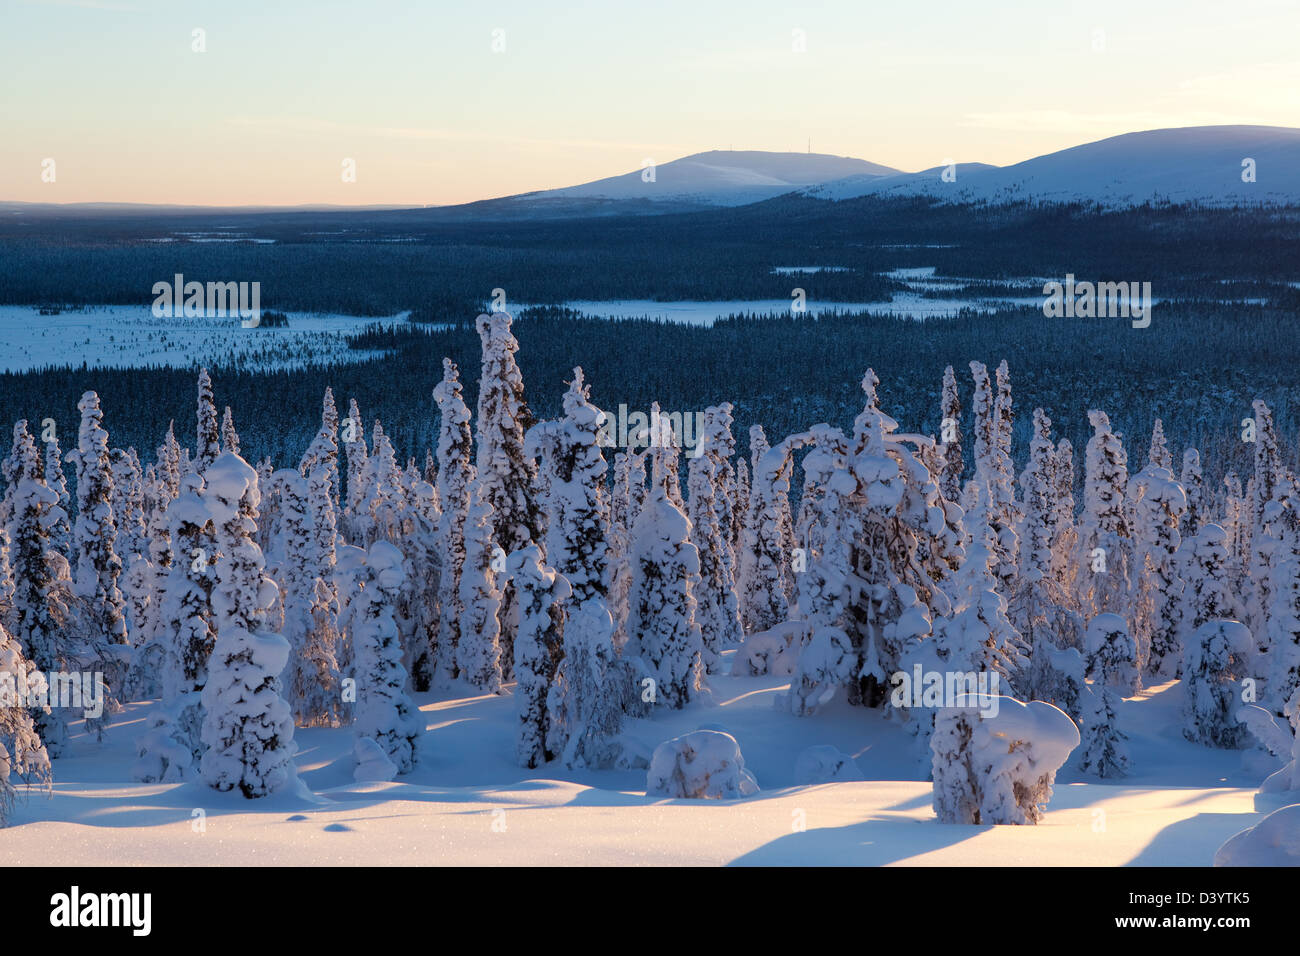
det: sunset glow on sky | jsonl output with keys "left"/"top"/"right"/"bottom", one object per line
{"left": 2, "top": 0, "right": 1297, "bottom": 206}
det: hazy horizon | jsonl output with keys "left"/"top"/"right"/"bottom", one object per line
{"left": 3, "top": 0, "right": 1297, "bottom": 206}
{"left": 5, "top": 123, "right": 1299, "bottom": 211}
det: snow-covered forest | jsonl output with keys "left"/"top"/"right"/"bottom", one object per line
{"left": 1, "top": 306, "right": 1297, "bottom": 864}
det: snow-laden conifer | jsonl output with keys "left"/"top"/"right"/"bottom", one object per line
{"left": 199, "top": 454, "right": 298, "bottom": 797}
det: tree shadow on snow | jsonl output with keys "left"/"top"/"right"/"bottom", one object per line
{"left": 1126, "top": 810, "right": 1265, "bottom": 866}
{"left": 727, "top": 816, "right": 985, "bottom": 866}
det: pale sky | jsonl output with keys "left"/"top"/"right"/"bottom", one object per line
{"left": 2, "top": 0, "right": 1297, "bottom": 206}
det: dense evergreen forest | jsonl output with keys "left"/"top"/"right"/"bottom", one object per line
{"left": 2, "top": 196, "right": 1297, "bottom": 314}
{"left": 0, "top": 196, "right": 1296, "bottom": 492}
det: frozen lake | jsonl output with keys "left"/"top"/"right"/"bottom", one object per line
{"left": 0, "top": 305, "right": 400, "bottom": 373}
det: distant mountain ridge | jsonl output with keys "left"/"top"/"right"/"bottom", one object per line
{"left": 519, "top": 150, "right": 899, "bottom": 207}
{"left": 5, "top": 126, "right": 1297, "bottom": 219}
{"left": 802, "top": 126, "right": 1300, "bottom": 207}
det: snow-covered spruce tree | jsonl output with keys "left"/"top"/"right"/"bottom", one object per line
{"left": 701, "top": 403, "right": 740, "bottom": 595}
{"left": 1130, "top": 464, "right": 1187, "bottom": 678}
{"left": 992, "top": 360, "right": 1018, "bottom": 520}
{"left": 548, "top": 369, "right": 629, "bottom": 764}
{"left": 111, "top": 448, "right": 149, "bottom": 652}
{"left": 299, "top": 386, "right": 341, "bottom": 511}
{"left": 628, "top": 446, "right": 649, "bottom": 526}
{"left": 458, "top": 482, "right": 504, "bottom": 693}
{"left": 1250, "top": 399, "right": 1282, "bottom": 544}
{"left": 788, "top": 370, "right": 965, "bottom": 714}
{"left": 1180, "top": 448, "right": 1206, "bottom": 537}
{"left": 274, "top": 470, "right": 341, "bottom": 727}
{"left": 199, "top": 454, "right": 297, "bottom": 798}
{"left": 534, "top": 369, "right": 626, "bottom": 765}
{"left": 0, "top": 426, "right": 21, "bottom": 523}
{"left": 1084, "top": 612, "right": 1139, "bottom": 695}
{"left": 1263, "top": 477, "right": 1300, "bottom": 716}
{"left": 734, "top": 457, "right": 750, "bottom": 553}
{"left": 1175, "top": 524, "right": 1243, "bottom": 654}
{"left": 255, "top": 459, "right": 282, "bottom": 613}
{"left": 787, "top": 425, "right": 852, "bottom": 631}
{"left": 433, "top": 358, "right": 474, "bottom": 683}
{"left": 1183, "top": 619, "right": 1253, "bottom": 749}
{"left": 342, "top": 397, "right": 369, "bottom": 543}
{"left": 220, "top": 406, "right": 240, "bottom": 457}
{"left": 968, "top": 362, "right": 994, "bottom": 477}
{"left": 195, "top": 368, "right": 221, "bottom": 473}
{"left": 968, "top": 361, "right": 1017, "bottom": 591}
{"left": 110, "top": 447, "right": 146, "bottom": 566}
{"left": 1146, "top": 418, "right": 1172, "bottom": 472}
{"left": 626, "top": 486, "right": 704, "bottom": 710}
{"left": 398, "top": 473, "right": 441, "bottom": 691}
{"left": 736, "top": 424, "right": 769, "bottom": 631}
{"left": 528, "top": 421, "right": 559, "bottom": 545}
{"left": 132, "top": 472, "right": 214, "bottom": 781}
{"left": 43, "top": 435, "right": 71, "bottom": 556}
{"left": 1014, "top": 410, "right": 1083, "bottom": 690}
{"left": 5, "top": 421, "right": 70, "bottom": 753}
{"left": 0, "top": 617, "right": 52, "bottom": 826}
{"left": 931, "top": 697, "right": 1079, "bottom": 825}
{"left": 645, "top": 401, "right": 685, "bottom": 511}
{"left": 1014, "top": 411, "right": 1056, "bottom": 600}
{"left": 688, "top": 435, "right": 743, "bottom": 671}
{"left": 333, "top": 542, "right": 365, "bottom": 722}
{"left": 1074, "top": 410, "right": 1133, "bottom": 621}
{"left": 1050, "top": 437, "right": 1078, "bottom": 600}
{"left": 351, "top": 541, "right": 421, "bottom": 779}
{"left": 474, "top": 311, "right": 542, "bottom": 672}
{"left": 1221, "top": 471, "right": 1249, "bottom": 582}
{"left": 1247, "top": 399, "right": 1283, "bottom": 631}
{"left": 1077, "top": 613, "right": 1134, "bottom": 777}
{"left": 126, "top": 464, "right": 172, "bottom": 699}
{"left": 0, "top": 526, "right": 13, "bottom": 638}
{"left": 608, "top": 452, "right": 635, "bottom": 653}
{"left": 939, "top": 364, "right": 963, "bottom": 503}
{"left": 306, "top": 459, "right": 340, "bottom": 629}
{"left": 507, "top": 544, "right": 569, "bottom": 768}
{"left": 941, "top": 483, "right": 1029, "bottom": 692}
{"left": 165, "top": 473, "right": 216, "bottom": 696}
{"left": 739, "top": 433, "right": 795, "bottom": 636}
{"left": 306, "top": 456, "right": 339, "bottom": 609}
{"left": 1076, "top": 674, "right": 1127, "bottom": 778}
{"left": 157, "top": 420, "right": 182, "bottom": 502}
{"left": 355, "top": 422, "right": 406, "bottom": 546}
{"left": 70, "top": 391, "right": 129, "bottom": 655}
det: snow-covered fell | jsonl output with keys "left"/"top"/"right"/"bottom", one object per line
{"left": 522, "top": 150, "right": 898, "bottom": 207}
{"left": 804, "top": 126, "right": 1300, "bottom": 207}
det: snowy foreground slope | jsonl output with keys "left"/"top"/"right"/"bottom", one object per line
{"left": 1, "top": 655, "right": 1281, "bottom": 866}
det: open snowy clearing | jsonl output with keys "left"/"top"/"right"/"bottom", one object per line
{"left": 0, "top": 305, "right": 399, "bottom": 373}
{"left": 1, "top": 657, "right": 1283, "bottom": 866}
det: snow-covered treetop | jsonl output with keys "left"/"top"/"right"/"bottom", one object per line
{"left": 851, "top": 369, "right": 900, "bottom": 454}
{"left": 204, "top": 453, "right": 260, "bottom": 530}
